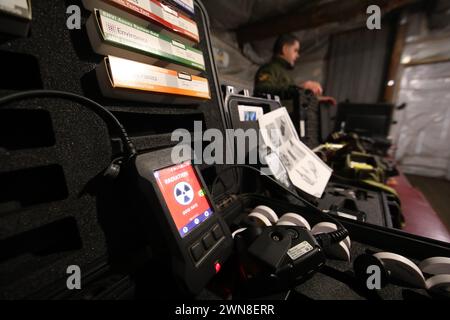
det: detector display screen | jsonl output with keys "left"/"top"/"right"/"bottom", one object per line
{"left": 154, "top": 162, "right": 213, "bottom": 238}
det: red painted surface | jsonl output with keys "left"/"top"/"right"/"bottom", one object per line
{"left": 389, "top": 172, "right": 450, "bottom": 243}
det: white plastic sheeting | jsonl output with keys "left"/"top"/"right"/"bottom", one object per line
{"left": 395, "top": 62, "right": 450, "bottom": 179}
{"left": 401, "top": 36, "right": 450, "bottom": 65}
{"left": 210, "top": 32, "right": 259, "bottom": 91}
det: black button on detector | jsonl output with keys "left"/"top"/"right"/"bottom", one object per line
{"left": 212, "top": 225, "right": 223, "bottom": 240}
{"left": 202, "top": 233, "right": 215, "bottom": 250}
{"left": 190, "top": 242, "right": 204, "bottom": 262}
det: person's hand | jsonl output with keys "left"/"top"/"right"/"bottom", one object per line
{"left": 318, "top": 96, "right": 337, "bottom": 106}
{"left": 301, "top": 81, "right": 323, "bottom": 96}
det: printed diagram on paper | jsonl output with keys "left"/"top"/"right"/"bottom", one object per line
{"left": 259, "top": 108, "right": 332, "bottom": 198}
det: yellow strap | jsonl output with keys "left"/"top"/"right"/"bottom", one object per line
{"left": 350, "top": 161, "right": 374, "bottom": 171}
{"left": 362, "top": 179, "right": 399, "bottom": 197}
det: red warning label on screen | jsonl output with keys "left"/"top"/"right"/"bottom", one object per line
{"left": 154, "top": 162, "right": 213, "bottom": 237}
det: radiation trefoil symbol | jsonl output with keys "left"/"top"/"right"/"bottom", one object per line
{"left": 174, "top": 182, "right": 194, "bottom": 205}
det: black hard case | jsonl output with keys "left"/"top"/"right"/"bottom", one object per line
{"left": 0, "top": 0, "right": 449, "bottom": 301}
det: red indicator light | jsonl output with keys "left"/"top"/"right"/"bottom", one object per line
{"left": 215, "top": 262, "right": 221, "bottom": 273}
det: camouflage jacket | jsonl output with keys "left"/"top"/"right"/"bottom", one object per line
{"left": 254, "top": 56, "right": 297, "bottom": 98}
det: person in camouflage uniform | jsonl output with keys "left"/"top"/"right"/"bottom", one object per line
{"left": 254, "top": 34, "right": 336, "bottom": 109}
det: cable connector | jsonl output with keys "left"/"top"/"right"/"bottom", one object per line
{"left": 314, "top": 228, "right": 349, "bottom": 249}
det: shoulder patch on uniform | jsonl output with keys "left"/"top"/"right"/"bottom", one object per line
{"left": 258, "top": 73, "right": 270, "bottom": 82}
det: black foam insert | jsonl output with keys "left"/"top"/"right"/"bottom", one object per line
{"left": 296, "top": 241, "right": 431, "bottom": 300}
{"left": 0, "top": 100, "right": 112, "bottom": 299}
{"left": 0, "top": 217, "right": 82, "bottom": 265}
{"left": 0, "top": 51, "right": 43, "bottom": 90}
{"left": 0, "top": 164, "right": 68, "bottom": 214}
{"left": 0, "top": 109, "right": 55, "bottom": 151}
{"left": 0, "top": 0, "right": 229, "bottom": 299}
{"left": 112, "top": 111, "right": 206, "bottom": 137}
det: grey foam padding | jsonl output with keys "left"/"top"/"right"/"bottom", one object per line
{"left": 0, "top": 0, "right": 228, "bottom": 299}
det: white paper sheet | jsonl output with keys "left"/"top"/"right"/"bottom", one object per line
{"left": 259, "top": 107, "right": 332, "bottom": 197}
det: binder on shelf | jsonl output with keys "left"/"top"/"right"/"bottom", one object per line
{"left": 0, "top": 0, "right": 32, "bottom": 37}
{"left": 82, "top": 0, "right": 199, "bottom": 44}
{"left": 168, "top": 0, "right": 195, "bottom": 16}
{"left": 86, "top": 9, "right": 205, "bottom": 75}
{"left": 96, "top": 55, "right": 211, "bottom": 103}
